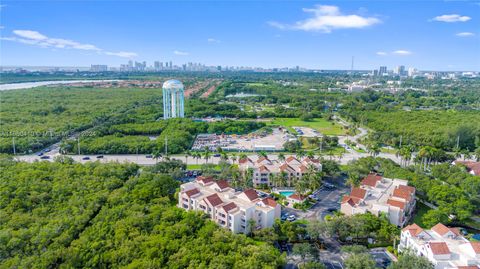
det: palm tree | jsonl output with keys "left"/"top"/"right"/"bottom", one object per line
{"left": 278, "top": 153, "right": 286, "bottom": 163}
{"left": 257, "top": 150, "right": 267, "bottom": 159}
{"left": 230, "top": 153, "right": 237, "bottom": 164}
{"left": 280, "top": 171, "right": 288, "bottom": 187}
{"left": 194, "top": 152, "right": 201, "bottom": 164}
{"left": 184, "top": 150, "right": 191, "bottom": 164}
{"left": 306, "top": 151, "right": 315, "bottom": 159}
{"left": 203, "top": 147, "right": 211, "bottom": 164}
{"left": 296, "top": 150, "right": 306, "bottom": 160}
{"left": 239, "top": 153, "right": 248, "bottom": 162}
{"left": 221, "top": 151, "right": 229, "bottom": 162}
{"left": 152, "top": 150, "right": 162, "bottom": 164}
{"left": 244, "top": 168, "right": 254, "bottom": 188}
{"left": 475, "top": 147, "right": 480, "bottom": 161}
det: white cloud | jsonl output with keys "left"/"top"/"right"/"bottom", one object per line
{"left": 268, "top": 4, "right": 381, "bottom": 33}
{"left": 392, "top": 50, "right": 412, "bottom": 55}
{"left": 2, "top": 29, "right": 137, "bottom": 58}
{"left": 0, "top": 26, "right": 4, "bottom": 29}
{"left": 105, "top": 51, "right": 138, "bottom": 58}
{"left": 173, "top": 50, "right": 189, "bottom": 56}
{"left": 376, "top": 51, "right": 387, "bottom": 56}
{"left": 432, "top": 14, "right": 471, "bottom": 22}
{"left": 456, "top": 32, "right": 475, "bottom": 37}
{"left": 207, "top": 38, "right": 220, "bottom": 43}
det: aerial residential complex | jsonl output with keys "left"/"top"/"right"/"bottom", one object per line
{"left": 399, "top": 223, "right": 480, "bottom": 269}
{"left": 238, "top": 156, "right": 322, "bottom": 187}
{"left": 178, "top": 176, "right": 281, "bottom": 234}
{"left": 340, "top": 173, "right": 416, "bottom": 227}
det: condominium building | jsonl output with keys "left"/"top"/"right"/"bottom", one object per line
{"left": 399, "top": 223, "right": 480, "bottom": 269}
{"left": 238, "top": 156, "right": 322, "bottom": 187}
{"left": 178, "top": 176, "right": 281, "bottom": 234}
{"left": 340, "top": 173, "right": 416, "bottom": 227}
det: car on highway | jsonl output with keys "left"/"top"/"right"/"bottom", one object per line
{"left": 96, "top": 155, "right": 104, "bottom": 159}
{"left": 82, "top": 157, "right": 90, "bottom": 160}
{"left": 145, "top": 155, "right": 153, "bottom": 158}
{"left": 40, "top": 156, "right": 50, "bottom": 159}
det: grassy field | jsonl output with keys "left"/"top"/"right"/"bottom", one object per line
{"left": 268, "top": 118, "right": 345, "bottom": 135}
{"left": 411, "top": 201, "right": 430, "bottom": 228}
{"left": 186, "top": 164, "right": 221, "bottom": 170}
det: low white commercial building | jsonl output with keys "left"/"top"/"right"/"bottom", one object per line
{"left": 238, "top": 156, "right": 322, "bottom": 187}
{"left": 340, "top": 173, "right": 416, "bottom": 227}
{"left": 178, "top": 176, "right": 281, "bottom": 234}
{"left": 399, "top": 223, "right": 480, "bottom": 269}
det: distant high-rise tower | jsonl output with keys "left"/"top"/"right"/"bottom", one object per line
{"left": 379, "top": 66, "right": 387, "bottom": 76}
{"left": 162, "top": 79, "right": 185, "bottom": 119}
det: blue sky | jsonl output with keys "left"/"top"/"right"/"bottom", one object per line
{"left": 1, "top": 1, "right": 479, "bottom": 70}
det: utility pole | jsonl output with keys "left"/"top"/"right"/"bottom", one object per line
{"left": 399, "top": 135, "right": 403, "bottom": 148}
{"left": 12, "top": 137, "right": 16, "bottom": 155}
{"left": 456, "top": 135, "right": 460, "bottom": 149}
{"left": 77, "top": 137, "right": 81, "bottom": 155}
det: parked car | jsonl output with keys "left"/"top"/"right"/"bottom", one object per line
{"left": 213, "top": 154, "right": 221, "bottom": 157}
{"left": 286, "top": 215, "right": 296, "bottom": 222}
{"left": 37, "top": 152, "right": 44, "bottom": 156}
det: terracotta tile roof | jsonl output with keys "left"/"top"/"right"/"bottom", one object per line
{"left": 456, "top": 161, "right": 480, "bottom": 176}
{"left": 393, "top": 188, "right": 413, "bottom": 201}
{"left": 197, "top": 176, "right": 214, "bottom": 185}
{"left": 432, "top": 223, "right": 460, "bottom": 237}
{"left": 299, "top": 165, "right": 308, "bottom": 173}
{"left": 457, "top": 266, "right": 480, "bottom": 269}
{"left": 341, "top": 195, "right": 362, "bottom": 206}
{"left": 398, "top": 184, "right": 416, "bottom": 193}
{"left": 205, "top": 193, "right": 223, "bottom": 207}
{"left": 221, "top": 202, "right": 237, "bottom": 212}
{"left": 350, "top": 187, "right": 367, "bottom": 199}
{"left": 387, "top": 199, "right": 406, "bottom": 210}
{"left": 259, "top": 165, "right": 270, "bottom": 172}
{"left": 215, "top": 180, "right": 230, "bottom": 190}
{"left": 279, "top": 163, "right": 295, "bottom": 172}
{"left": 468, "top": 242, "right": 480, "bottom": 254}
{"left": 402, "top": 223, "right": 424, "bottom": 236}
{"left": 286, "top": 156, "right": 299, "bottom": 163}
{"left": 303, "top": 157, "right": 320, "bottom": 164}
{"left": 428, "top": 242, "right": 450, "bottom": 255}
{"left": 256, "top": 156, "right": 269, "bottom": 163}
{"left": 238, "top": 157, "right": 253, "bottom": 164}
{"left": 185, "top": 188, "right": 200, "bottom": 197}
{"left": 261, "top": 197, "right": 278, "bottom": 207}
{"left": 289, "top": 193, "right": 306, "bottom": 201}
{"left": 361, "top": 173, "right": 382, "bottom": 187}
{"left": 243, "top": 189, "right": 259, "bottom": 201}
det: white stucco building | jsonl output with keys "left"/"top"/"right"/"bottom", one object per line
{"left": 178, "top": 176, "right": 281, "bottom": 234}
{"left": 238, "top": 156, "right": 322, "bottom": 187}
{"left": 399, "top": 223, "right": 480, "bottom": 269}
{"left": 340, "top": 173, "right": 416, "bottom": 227}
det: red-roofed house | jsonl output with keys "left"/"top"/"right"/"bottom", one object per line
{"left": 179, "top": 181, "right": 280, "bottom": 234}
{"left": 287, "top": 193, "right": 307, "bottom": 205}
{"left": 361, "top": 173, "right": 382, "bottom": 187}
{"left": 399, "top": 222, "right": 479, "bottom": 268}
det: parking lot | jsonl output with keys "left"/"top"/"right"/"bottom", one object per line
{"left": 293, "top": 126, "right": 321, "bottom": 137}
{"left": 191, "top": 128, "right": 294, "bottom": 151}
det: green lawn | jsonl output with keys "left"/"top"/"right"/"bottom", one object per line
{"left": 268, "top": 118, "right": 345, "bottom": 136}
{"left": 411, "top": 201, "right": 430, "bottom": 228}
{"left": 186, "top": 164, "right": 221, "bottom": 170}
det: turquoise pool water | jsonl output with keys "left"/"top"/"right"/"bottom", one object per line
{"left": 279, "top": 191, "right": 295, "bottom": 197}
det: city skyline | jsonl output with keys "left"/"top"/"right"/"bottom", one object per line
{"left": 1, "top": 1, "right": 479, "bottom": 71}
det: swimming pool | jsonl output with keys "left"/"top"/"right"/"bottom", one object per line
{"left": 279, "top": 191, "right": 295, "bottom": 197}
